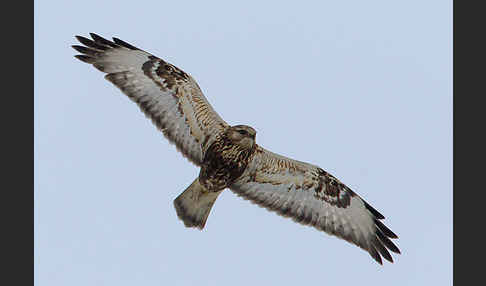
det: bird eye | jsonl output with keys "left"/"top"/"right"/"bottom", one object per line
{"left": 165, "top": 64, "right": 174, "bottom": 72}
{"left": 238, "top": 130, "right": 247, "bottom": 135}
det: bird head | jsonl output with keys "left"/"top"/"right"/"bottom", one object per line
{"left": 227, "top": 125, "right": 257, "bottom": 150}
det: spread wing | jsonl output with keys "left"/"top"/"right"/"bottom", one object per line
{"left": 230, "top": 146, "right": 400, "bottom": 264}
{"left": 72, "top": 33, "right": 229, "bottom": 165}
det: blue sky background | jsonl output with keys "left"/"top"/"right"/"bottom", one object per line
{"left": 35, "top": 1, "right": 452, "bottom": 285}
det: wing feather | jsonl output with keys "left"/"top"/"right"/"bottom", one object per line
{"left": 230, "top": 146, "right": 400, "bottom": 264}
{"left": 73, "top": 33, "right": 229, "bottom": 165}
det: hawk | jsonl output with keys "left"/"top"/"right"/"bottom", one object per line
{"left": 72, "top": 33, "right": 401, "bottom": 264}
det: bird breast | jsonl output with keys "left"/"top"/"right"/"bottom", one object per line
{"left": 199, "top": 136, "right": 255, "bottom": 191}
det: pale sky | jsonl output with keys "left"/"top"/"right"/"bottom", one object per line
{"left": 35, "top": 1, "right": 452, "bottom": 285}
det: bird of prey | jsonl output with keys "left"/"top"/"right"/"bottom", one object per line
{"left": 72, "top": 33, "right": 401, "bottom": 264}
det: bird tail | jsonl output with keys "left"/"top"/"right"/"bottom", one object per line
{"left": 173, "top": 178, "right": 222, "bottom": 229}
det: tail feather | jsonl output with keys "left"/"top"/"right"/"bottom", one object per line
{"left": 173, "top": 179, "right": 222, "bottom": 229}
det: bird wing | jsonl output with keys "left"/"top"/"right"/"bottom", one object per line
{"left": 229, "top": 145, "right": 400, "bottom": 264}
{"left": 73, "top": 33, "right": 229, "bottom": 165}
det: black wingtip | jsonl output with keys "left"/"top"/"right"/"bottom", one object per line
{"left": 375, "top": 218, "right": 398, "bottom": 239}
{"left": 89, "top": 32, "right": 102, "bottom": 39}
{"left": 72, "top": 45, "right": 98, "bottom": 56}
{"left": 75, "top": 35, "right": 108, "bottom": 51}
{"left": 364, "top": 201, "right": 385, "bottom": 219}
{"left": 372, "top": 237, "right": 394, "bottom": 263}
{"left": 89, "top": 33, "right": 119, "bottom": 48}
{"left": 75, "top": 35, "right": 91, "bottom": 45}
{"left": 112, "top": 37, "right": 139, "bottom": 50}
{"left": 74, "top": 55, "right": 94, "bottom": 63}
{"left": 368, "top": 246, "right": 383, "bottom": 265}
{"left": 376, "top": 230, "right": 401, "bottom": 254}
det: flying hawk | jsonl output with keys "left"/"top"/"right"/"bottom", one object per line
{"left": 72, "top": 33, "right": 401, "bottom": 264}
